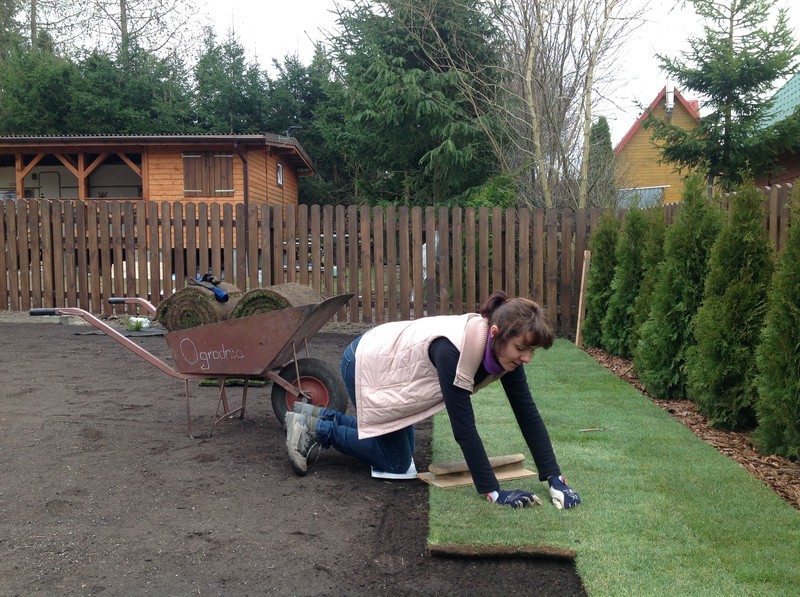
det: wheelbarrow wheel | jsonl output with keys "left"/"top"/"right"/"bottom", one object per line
{"left": 271, "top": 357, "right": 349, "bottom": 424}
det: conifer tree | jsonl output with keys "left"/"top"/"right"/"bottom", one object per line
{"left": 754, "top": 191, "right": 800, "bottom": 459}
{"left": 634, "top": 175, "right": 722, "bottom": 398}
{"left": 631, "top": 206, "right": 666, "bottom": 351}
{"left": 601, "top": 207, "right": 649, "bottom": 357}
{"left": 686, "top": 179, "right": 773, "bottom": 428}
{"left": 580, "top": 211, "right": 618, "bottom": 348}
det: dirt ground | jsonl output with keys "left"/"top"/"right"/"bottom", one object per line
{"left": 0, "top": 314, "right": 586, "bottom": 597}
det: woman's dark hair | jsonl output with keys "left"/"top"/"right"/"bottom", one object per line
{"left": 479, "top": 290, "right": 554, "bottom": 350}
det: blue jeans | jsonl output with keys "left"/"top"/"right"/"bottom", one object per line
{"left": 314, "top": 335, "right": 415, "bottom": 474}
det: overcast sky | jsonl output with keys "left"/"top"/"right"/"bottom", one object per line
{"left": 202, "top": 0, "right": 800, "bottom": 147}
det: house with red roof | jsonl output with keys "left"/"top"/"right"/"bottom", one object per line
{"left": 614, "top": 86, "right": 701, "bottom": 205}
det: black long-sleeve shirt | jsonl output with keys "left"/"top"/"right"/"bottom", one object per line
{"left": 428, "top": 337, "right": 560, "bottom": 494}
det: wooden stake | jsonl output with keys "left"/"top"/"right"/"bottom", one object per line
{"left": 575, "top": 250, "right": 591, "bottom": 347}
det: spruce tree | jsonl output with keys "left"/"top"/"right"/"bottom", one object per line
{"left": 602, "top": 207, "right": 649, "bottom": 357}
{"left": 754, "top": 192, "right": 800, "bottom": 459}
{"left": 634, "top": 175, "right": 723, "bottom": 398}
{"left": 644, "top": 0, "right": 800, "bottom": 190}
{"left": 580, "top": 211, "right": 618, "bottom": 348}
{"left": 686, "top": 179, "right": 774, "bottom": 428}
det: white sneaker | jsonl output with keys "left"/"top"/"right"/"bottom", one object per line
{"left": 371, "top": 460, "right": 417, "bottom": 480}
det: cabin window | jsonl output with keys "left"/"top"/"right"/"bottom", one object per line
{"left": 276, "top": 162, "right": 284, "bottom": 187}
{"left": 183, "top": 152, "right": 234, "bottom": 197}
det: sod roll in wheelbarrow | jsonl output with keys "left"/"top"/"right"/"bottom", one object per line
{"left": 155, "top": 281, "right": 242, "bottom": 331}
{"left": 231, "top": 283, "right": 325, "bottom": 319}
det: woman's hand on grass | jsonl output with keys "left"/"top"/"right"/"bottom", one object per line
{"left": 548, "top": 475, "right": 581, "bottom": 509}
{"left": 488, "top": 489, "right": 543, "bottom": 508}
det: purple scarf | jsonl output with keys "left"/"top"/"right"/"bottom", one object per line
{"left": 482, "top": 331, "right": 504, "bottom": 375}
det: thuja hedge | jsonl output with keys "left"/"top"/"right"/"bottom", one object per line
{"left": 602, "top": 206, "right": 650, "bottom": 358}
{"left": 634, "top": 175, "right": 723, "bottom": 399}
{"left": 631, "top": 207, "right": 666, "bottom": 353}
{"left": 686, "top": 179, "right": 774, "bottom": 429}
{"left": 581, "top": 211, "right": 618, "bottom": 348}
{"left": 754, "top": 190, "right": 800, "bottom": 459}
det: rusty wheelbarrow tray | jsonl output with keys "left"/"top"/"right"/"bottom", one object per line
{"left": 30, "top": 293, "right": 354, "bottom": 438}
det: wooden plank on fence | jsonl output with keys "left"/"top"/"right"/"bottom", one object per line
{"left": 560, "top": 209, "right": 574, "bottom": 336}
{"left": 64, "top": 203, "right": 78, "bottom": 308}
{"left": 546, "top": 209, "right": 558, "bottom": 330}
{"left": 147, "top": 202, "right": 161, "bottom": 306}
{"left": 335, "top": 205, "right": 347, "bottom": 321}
{"left": 223, "top": 204, "right": 235, "bottom": 285}
{"left": 124, "top": 201, "right": 137, "bottom": 310}
{"left": 16, "top": 201, "right": 31, "bottom": 311}
{"left": 398, "top": 206, "right": 410, "bottom": 321}
{"left": 260, "top": 204, "right": 272, "bottom": 287}
{"left": 52, "top": 202, "right": 65, "bottom": 308}
{"left": 297, "top": 205, "right": 309, "bottom": 286}
{"left": 464, "top": 207, "right": 476, "bottom": 313}
{"left": 136, "top": 203, "right": 149, "bottom": 310}
{"left": 76, "top": 202, "right": 90, "bottom": 310}
{"left": 198, "top": 203, "right": 209, "bottom": 280}
{"left": 412, "top": 207, "right": 424, "bottom": 319}
{"left": 574, "top": 209, "right": 588, "bottom": 303}
{"left": 98, "top": 202, "right": 112, "bottom": 311}
{"left": 348, "top": 205, "right": 359, "bottom": 322}
{"left": 518, "top": 209, "right": 531, "bottom": 299}
{"left": 374, "top": 206, "right": 385, "bottom": 323}
{"left": 532, "top": 208, "right": 544, "bottom": 306}
{"left": 285, "top": 205, "right": 296, "bottom": 285}
{"left": 425, "top": 206, "right": 436, "bottom": 315}
{"left": 28, "top": 201, "right": 43, "bottom": 309}
{"left": 778, "top": 185, "right": 790, "bottom": 251}
{"left": 310, "top": 205, "right": 322, "bottom": 293}
{"left": 87, "top": 202, "right": 101, "bottom": 312}
{"left": 438, "top": 206, "right": 450, "bottom": 315}
{"left": 478, "top": 208, "right": 490, "bottom": 303}
{"left": 272, "top": 205, "right": 284, "bottom": 286}
{"left": 174, "top": 203, "right": 187, "bottom": 291}
{"left": 361, "top": 205, "right": 372, "bottom": 323}
{"left": 247, "top": 204, "right": 259, "bottom": 290}
{"left": 492, "top": 207, "right": 503, "bottom": 294}
{"left": 211, "top": 203, "right": 222, "bottom": 280}
{"left": 186, "top": 203, "right": 198, "bottom": 287}
{"left": 0, "top": 202, "right": 8, "bottom": 309}
{"left": 235, "top": 203, "right": 247, "bottom": 288}
{"left": 8, "top": 201, "right": 21, "bottom": 310}
{"left": 40, "top": 201, "right": 54, "bottom": 308}
{"left": 161, "top": 202, "right": 175, "bottom": 298}
{"left": 385, "top": 205, "right": 398, "bottom": 321}
{"left": 323, "top": 205, "right": 335, "bottom": 298}
{"left": 504, "top": 208, "right": 516, "bottom": 296}
{"left": 451, "top": 207, "right": 463, "bottom": 315}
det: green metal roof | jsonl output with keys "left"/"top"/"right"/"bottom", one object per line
{"left": 761, "top": 73, "right": 800, "bottom": 128}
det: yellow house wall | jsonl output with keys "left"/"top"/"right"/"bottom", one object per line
{"left": 615, "top": 102, "right": 698, "bottom": 204}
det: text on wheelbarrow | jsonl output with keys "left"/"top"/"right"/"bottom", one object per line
{"left": 179, "top": 338, "right": 247, "bottom": 371}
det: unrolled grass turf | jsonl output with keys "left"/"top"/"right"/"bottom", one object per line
{"left": 427, "top": 339, "right": 800, "bottom": 596}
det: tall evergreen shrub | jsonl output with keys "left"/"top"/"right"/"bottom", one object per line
{"left": 754, "top": 192, "right": 800, "bottom": 459}
{"left": 634, "top": 175, "right": 723, "bottom": 398}
{"left": 580, "top": 211, "right": 618, "bottom": 348}
{"left": 686, "top": 179, "right": 774, "bottom": 429}
{"left": 601, "top": 207, "right": 649, "bottom": 357}
{"left": 631, "top": 207, "right": 666, "bottom": 350}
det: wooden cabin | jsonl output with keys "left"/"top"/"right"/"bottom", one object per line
{"left": 614, "top": 86, "right": 701, "bottom": 205}
{"left": 0, "top": 134, "right": 313, "bottom": 206}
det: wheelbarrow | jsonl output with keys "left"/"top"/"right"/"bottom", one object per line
{"left": 30, "top": 293, "right": 354, "bottom": 438}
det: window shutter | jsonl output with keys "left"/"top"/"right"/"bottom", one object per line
{"left": 212, "top": 153, "right": 234, "bottom": 197}
{"left": 183, "top": 154, "right": 203, "bottom": 197}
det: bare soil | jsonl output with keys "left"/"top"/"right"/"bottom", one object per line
{"left": 0, "top": 314, "right": 586, "bottom": 597}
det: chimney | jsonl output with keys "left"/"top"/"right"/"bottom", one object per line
{"left": 665, "top": 81, "right": 675, "bottom": 122}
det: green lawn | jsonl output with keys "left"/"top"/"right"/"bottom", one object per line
{"left": 428, "top": 340, "right": 800, "bottom": 596}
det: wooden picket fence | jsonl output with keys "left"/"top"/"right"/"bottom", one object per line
{"left": 0, "top": 184, "right": 794, "bottom": 336}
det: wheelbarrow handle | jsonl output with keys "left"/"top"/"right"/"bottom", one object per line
{"left": 29, "top": 308, "right": 58, "bottom": 316}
